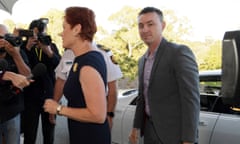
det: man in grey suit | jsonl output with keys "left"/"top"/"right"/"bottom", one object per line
{"left": 129, "top": 7, "right": 200, "bottom": 144}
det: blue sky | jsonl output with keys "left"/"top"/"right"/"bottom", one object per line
{"left": 0, "top": 0, "right": 240, "bottom": 41}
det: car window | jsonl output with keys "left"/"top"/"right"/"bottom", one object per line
{"left": 128, "top": 70, "right": 240, "bottom": 115}
{"left": 200, "top": 81, "right": 221, "bottom": 95}
{"left": 199, "top": 75, "right": 238, "bottom": 114}
{"left": 130, "top": 96, "right": 138, "bottom": 106}
{"left": 122, "top": 89, "right": 137, "bottom": 96}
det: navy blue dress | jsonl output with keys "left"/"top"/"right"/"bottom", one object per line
{"left": 63, "top": 51, "right": 110, "bottom": 144}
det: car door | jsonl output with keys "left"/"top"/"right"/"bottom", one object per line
{"left": 119, "top": 95, "right": 221, "bottom": 144}
{"left": 112, "top": 95, "right": 140, "bottom": 144}
{"left": 199, "top": 111, "right": 220, "bottom": 144}
{"left": 210, "top": 113, "right": 240, "bottom": 144}
{"left": 121, "top": 103, "right": 138, "bottom": 144}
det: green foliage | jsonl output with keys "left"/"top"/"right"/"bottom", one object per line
{"left": 97, "top": 6, "right": 145, "bottom": 80}
{"left": 3, "top": 19, "right": 17, "bottom": 32}
{"left": 41, "top": 9, "right": 64, "bottom": 54}
{"left": 163, "top": 9, "right": 193, "bottom": 42}
{"left": 198, "top": 39, "right": 222, "bottom": 70}
{"left": 97, "top": 6, "right": 202, "bottom": 80}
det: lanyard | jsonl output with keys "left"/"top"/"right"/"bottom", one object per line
{"left": 35, "top": 47, "right": 42, "bottom": 61}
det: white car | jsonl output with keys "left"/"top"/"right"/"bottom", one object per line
{"left": 112, "top": 70, "right": 240, "bottom": 144}
{"left": 117, "top": 89, "right": 138, "bottom": 99}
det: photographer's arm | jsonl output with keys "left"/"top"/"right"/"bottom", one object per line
{"left": 2, "top": 71, "right": 30, "bottom": 89}
{"left": 39, "top": 44, "right": 54, "bottom": 58}
{"left": 0, "top": 39, "right": 31, "bottom": 76}
{"left": 12, "top": 51, "right": 31, "bottom": 76}
{"left": 40, "top": 42, "right": 60, "bottom": 68}
{"left": 25, "top": 37, "right": 37, "bottom": 51}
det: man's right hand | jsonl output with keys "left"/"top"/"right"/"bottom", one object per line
{"left": 49, "top": 114, "right": 56, "bottom": 124}
{"left": 129, "top": 128, "right": 139, "bottom": 144}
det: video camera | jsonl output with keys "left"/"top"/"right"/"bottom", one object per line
{"left": 0, "top": 34, "right": 23, "bottom": 53}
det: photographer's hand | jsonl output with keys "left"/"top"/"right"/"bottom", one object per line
{"left": 0, "top": 39, "right": 19, "bottom": 56}
{"left": 38, "top": 42, "right": 53, "bottom": 58}
{"left": 2, "top": 71, "right": 32, "bottom": 89}
{"left": 0, "top": 39, "right": 31, "bottom": 76}
{"left": 13, "top": 27, "right": 20, "bottom": 37}
{"left": 26, "top": 37, "right": 37, "bottom": 51}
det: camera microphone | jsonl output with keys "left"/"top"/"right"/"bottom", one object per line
{"left": 13, "top": 63, "right": 47, "bottom": 94}
{"left": 27, "top": 63, "right": 47, "bottom": 80}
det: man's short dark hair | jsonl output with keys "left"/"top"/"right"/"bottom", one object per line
{"left": 138, "top": 7, "right": 164, "bottom": 22}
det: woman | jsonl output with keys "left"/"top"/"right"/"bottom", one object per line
{"left": 43, "top": 7, "right": 110, "bottom": 144}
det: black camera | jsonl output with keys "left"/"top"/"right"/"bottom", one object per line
{"left": 37, "top": 33, "right": 52, "bottom": 45}
{"left": 18, "top": 29, "right": 34, "bottom": 37}
{"left": 0, "top": 34, "right": 23, "bottom": 53}
{"left": 28, "top": 18, "right": 52, "bottom": 45}
{"left": 17, "top": 29, "right": 52, "bottom": 45}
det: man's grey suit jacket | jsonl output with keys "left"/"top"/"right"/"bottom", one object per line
{"left": 133, "top": 38, "right": 200, "bottom": 144}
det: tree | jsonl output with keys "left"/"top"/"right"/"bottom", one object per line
{"left": 41, "top": 9, "right": 64, "bottom": 54}
{"left": 97, "top": 6, "right": 194, "bottom": 80}
{"left": 1, "top": 7, "right": 222, "bottom": 84}
{"left": 96, "top": 6, "right": 144, "bottom": 80}
{"left": 3, "top": 19, "right": 16, "bottom": 32}
{"left": 199, "top": 38, "right": 222, "bottom": 70}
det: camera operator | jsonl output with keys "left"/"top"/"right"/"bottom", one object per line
{"left": 0, "top": 24, "right": 31, "bottom": 144}
{"left": 20, "top": 18, "right": 60, "bottom": 144}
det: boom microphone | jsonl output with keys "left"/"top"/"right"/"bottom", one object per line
{"left": 27, "top": 63, "right": 47, "bottom": 79}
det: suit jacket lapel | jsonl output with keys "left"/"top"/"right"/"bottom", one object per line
{"left": 138, "top": 56, "right": 145, "bottom": 93}
{"left": 149, "top": 38, "right": 167, "bottom": 85}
